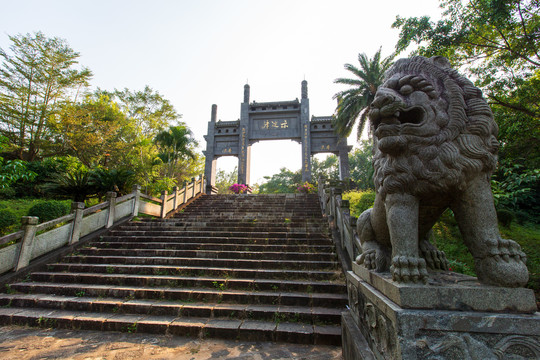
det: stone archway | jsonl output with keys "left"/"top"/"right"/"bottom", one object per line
{"left": 203, "top": 81, "right": 351, "bottom": 193}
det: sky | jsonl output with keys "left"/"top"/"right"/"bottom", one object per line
{"left": 0, "top": 0, "right": 442, "bottom": 185}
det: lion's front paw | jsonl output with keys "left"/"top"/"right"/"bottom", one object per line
{"left": 421, "top": 248, "right": 449, "bottom": 270}
{"left": 390, "top": 256, "right": 428, "bottom": 283}
{"left": 355, "top": 246, "right": 389, "bottom": 272}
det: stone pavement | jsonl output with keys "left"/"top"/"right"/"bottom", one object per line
{"left": 0, "top": 325, "right": 342, "bottom": 359}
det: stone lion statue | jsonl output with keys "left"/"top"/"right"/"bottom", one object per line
{"left": 356, "top": 56, "right": 529, "bottom": 287}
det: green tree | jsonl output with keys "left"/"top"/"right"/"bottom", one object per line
{"left": 393, "top": 0, "right": 540, "bottom": 117}
{"left": 258, "top": 168, "right": 302, "bottom": 194}
{"left": 393, "top": 1, "right": 540, "bottom": 168}
{"left": 103, "top": 86, "right": 181, "bottom": 138}
{"left": 348, "top": 141, "right": 374, "bottom": 190}
{"left": 154, "top": 124, "right": 198, "bottom": 178}
{"left": 51, "top": 94, "right": 137, "bottom": 167}
{"left": 312, "top": 156, "right": 340, "bottom": 181}
{"left": 215, "top": 167, "right": 238, "bottom": 194}
{"left": 0, "top": 32, "right": 92, "bottom": 161}
{"left": 333, "top": 48, "right": 394, "bottom": 138}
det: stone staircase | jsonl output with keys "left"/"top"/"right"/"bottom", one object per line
{"left": 0, "top": 194, "right": 346, "bottom": 345}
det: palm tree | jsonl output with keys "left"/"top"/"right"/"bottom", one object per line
{"left": 154, "top": 124, "right": 198, "bottom": 178}
{"left": 333, "top": 48, "right": 394, "bottom": 139}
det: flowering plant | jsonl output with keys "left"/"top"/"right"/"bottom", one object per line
{"left": 297, "top": 182, "right": 315, "bottom": 194}
{"left": 229, "top": 183, "right": 249, "bottom": 194}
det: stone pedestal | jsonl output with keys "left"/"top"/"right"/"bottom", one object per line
{"left": 343, "top": 263, "right": 540, "bottom": 360}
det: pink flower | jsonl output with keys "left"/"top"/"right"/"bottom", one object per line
{"left": 229, "top": 183, "right": 248, "bottom": 194}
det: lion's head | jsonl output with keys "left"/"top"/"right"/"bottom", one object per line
{"left": 369, "top": 56, "right": 499, "bottom": 197}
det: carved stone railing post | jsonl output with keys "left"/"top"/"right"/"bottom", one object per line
{"left": 132, "top": 185, "right": 141, "bottom": 216}
{"left": 160, "top": 190, "right": 168, "bottom": 218}
{"left": 182, "top": 180, "right": 188, "bottom": 204}
{"left": 340, "top": 199, "right": 350, "bottom": 250}
{"left": 172, "top": 186, "right": 179, "bottom": 211}
{"left": 106, "top": 192, "right": 117, "bottom": 228}
{"left": 69, "top": 202, "right": 85, "bottom": 245}
{"left": 14, "top": 216, "right": 39, "bottom": 271}
{"left": 191, "top": 177, "right": 196, "bottom": 198}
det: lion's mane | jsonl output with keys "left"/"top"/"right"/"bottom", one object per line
{"left": 372, "top": 56, "right": 499, "bottom": 197}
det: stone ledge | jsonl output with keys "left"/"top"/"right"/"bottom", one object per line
{"left": 352, "top": 263, "right": 537, "bottom": 313}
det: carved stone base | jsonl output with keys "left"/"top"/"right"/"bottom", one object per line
{"left": 344, "top": 269, "right": 540, "bottom": 360}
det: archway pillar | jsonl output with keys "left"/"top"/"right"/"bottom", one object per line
{"left": 203, "top": 104, "right": 218, "bottom": 194}
{"left": 300, "top": 80, "right": 311, "bottom": 183}
{"left": 238, "top": 89, "right": 251, "bottom": 185}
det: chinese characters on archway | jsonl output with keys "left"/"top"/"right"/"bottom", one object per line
{"left": 260, "top": 119, "right": 289, "bottom": 129}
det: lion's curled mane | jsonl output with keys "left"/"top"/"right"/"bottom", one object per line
{"left": 372, "top": 56, "right": 500, "bottom": 197}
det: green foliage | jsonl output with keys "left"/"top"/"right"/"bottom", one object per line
{"left": 312, "top": 156, "right": 339, "bottom": 181}
{"left": 0, "top": 159, "right": 37, "bottom": 189}
{"left": 431, "top": 210, "right": 540, "bottom": 293}
{"left": 431, "top": 210, "right": 478, "bottom": 277}
{"left": 348, "top": 141, "right": 374, "bottom": 190}
{"left": 258, "top": 168, "right": 301, "bottom": 194}
{"left": 333, "top": 48, "right": 394, "bottom": 138}
{"left": 491, "top": 164, "right": 539, "bottom": 218}
{"left": 342, "top": 190, "right": 376, "bottom": 218}
{"left": 145, "top": 177, "right": 177, "bottom": 196}
{"left": 0, "top": 32, "right": 92, "bottom": 161}
{"left": 41, "top": 168, "right": 96, "bottom": 203}
{"left": 155, "top": 124, "right": 198, "bottom": 178}
{"left": 27, "top": 200, "right": 70, "bottom": 223}
{"left": 51, "top": 94, "right": 137, "bottom": 168}
{"left": 0, "top": 209, "right": 17, "bottom": 232}
{"left": 14, "top": 156, "right": 84, "bottom": 198}
{"left": 215, "top": 167, "right": 238, "bottom": 194}
{"left": 90, "top": 168, "right": 135, "bottom": 197}
{"left": 104, "top": 86, "right": 181, "bottom": 138}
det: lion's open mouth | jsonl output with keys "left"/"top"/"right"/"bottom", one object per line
{"left": 372, "top": 106, "right": 425, "bottom": 138}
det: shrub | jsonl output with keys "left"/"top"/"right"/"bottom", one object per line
{"left": 297, "top": 182, "right": 315, "bottom": 194}
{"left": 343, "top": 190, "right": 376, "bottom": 217}
{"left": 0, "top": 209, "right": 17, "bottom": 231}
{"left": 229, "top": 183, "right": 248, "bottom": 194}
{"left": 0, "top": 187, "right": 16, "bottom": 199}
{"left": 27, "top": 201, "right": 70, "bottom": 223}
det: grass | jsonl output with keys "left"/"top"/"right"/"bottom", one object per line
{"left": 431, "top": 210, "right": 540, "bottom": 298}
{"left": 0, "top": 198, "right": 71, "bottom": 236}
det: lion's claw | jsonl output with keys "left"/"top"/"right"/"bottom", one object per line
{"left": 390, "top": 256, "right": 428, "bottom": 283}
{"left": 422, "top": 248, "right": 449, "bottom": 270}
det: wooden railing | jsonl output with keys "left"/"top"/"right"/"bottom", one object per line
{"left": 0, "top": 176, "right": 205, "bottom": 276}
{"left": 317, "top": 177, "right": 361, "bottom": 269}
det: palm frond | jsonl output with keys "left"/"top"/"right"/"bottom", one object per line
{"left": 332, "top": 48, "right": 394, "bottom": 138}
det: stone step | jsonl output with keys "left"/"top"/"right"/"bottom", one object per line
{"left": 61, "top": 255, "right": 338, "bottom": 270}
{"left": 119, "top": 224, "right": 327, "bottom": 232}
{"left": 175, "top": 212, "right": 321, "bottom": 218}
{"left": 85, "top": 241, "right": 335, "bottom": 253}
{"left": 47, "top": 263, "right": 342, "bottom": 281}
{"left": 0, "top": 193, "right": 344, "bottom": 345}
{"left": 0, "top": 294, "right": 342, "bottom": 325}
{"left": 0, "top": 307, "right": 340, "bottom": 345}
{"left": 28, "top": 272, "right": 346, "bottom": 294}
{"left": 99, "top": 235, "right": 332, "bottom": 246}
{"left": 76, "top": 248, "right": 337, "bottom": 261}
{"left": 10, "top": 282, "right": 348, "bottom": 308}
{"left": 106, "top": 230, "right": 326, "bottom": 239}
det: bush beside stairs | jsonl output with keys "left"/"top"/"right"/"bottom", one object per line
{"left": 0, "top": 194, "right": 347, "bottom": 345}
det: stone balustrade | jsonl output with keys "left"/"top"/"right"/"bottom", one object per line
{"left": 0, "top": 176, "right": 205, "bottom": 276}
